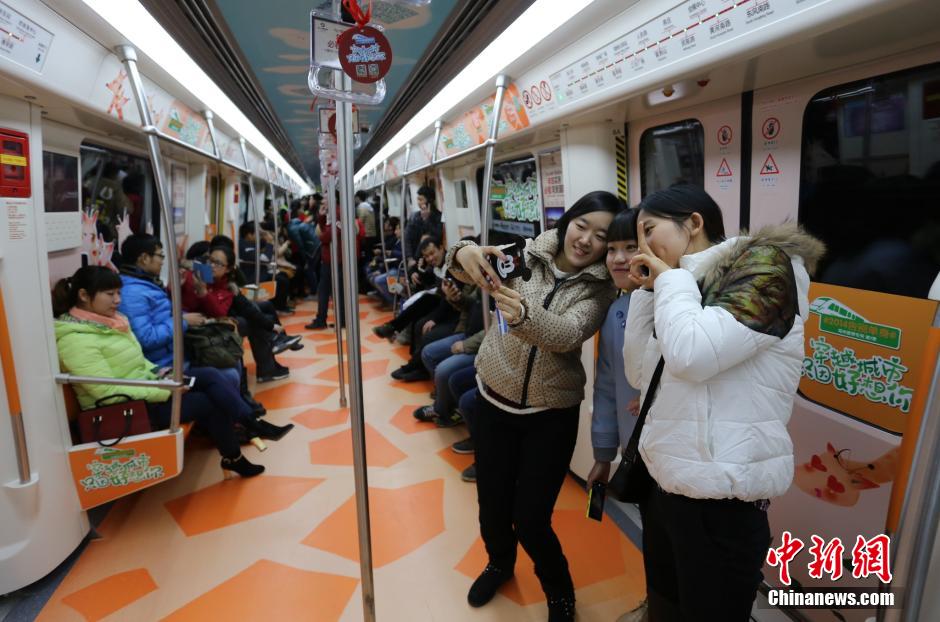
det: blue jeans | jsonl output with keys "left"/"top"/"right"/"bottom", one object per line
{"left": 420, "top": 333, "right": 465, "bottom": 373}
{"left": 431, "top": 355, "right": 475, "bottom": 416}
{"left": 373, "top": 269, "right": 398, "bottom": 305}
{"left": 451, "top": 365, "right": 479, "bottom": 437}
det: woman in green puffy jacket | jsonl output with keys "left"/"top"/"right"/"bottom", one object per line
{"left": 53, "top": 266, "right": 263, "bottom": 478}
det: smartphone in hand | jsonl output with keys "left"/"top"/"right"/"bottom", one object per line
{"left": 487, "top": 240, "right": 532, "bottom": 281}
{"left": 587, "top": 480, "right": 606, "bottom": 522}
{"left": 193, "top": 261, "right": 214, "bottom": 284}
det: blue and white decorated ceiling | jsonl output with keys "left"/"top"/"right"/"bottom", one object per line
{"left": 215, "top": 0, "right": 458, "bottom": 185}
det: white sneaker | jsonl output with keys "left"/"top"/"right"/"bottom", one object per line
{"left": 615, "top": 599, "right": 648, "bottom": 622}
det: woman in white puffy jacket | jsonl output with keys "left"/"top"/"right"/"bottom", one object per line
{"left": 623, "top": 185, "right": 824, "bottom": 621}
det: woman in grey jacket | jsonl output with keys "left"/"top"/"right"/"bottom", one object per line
{"left": 446, "top": 191, "right": 624, "bottom": 622}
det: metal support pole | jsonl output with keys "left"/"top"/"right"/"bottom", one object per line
{"left": 376, "top": 160, "right": 389, "bottom": 283}
{"left": 327, "top": 175, "right": 347, "bottom": 409}
{"left": 117, "top": 45, "right": 185, "bottom": 433}
{"left": 336, "top": 71, "right": 376, "bottom": 622}
{"left": 240, "top": 139, "right": 262, "bottom": 289}
{"left": 883, "top": 348, "right": 940, "bottom": 622}
{"left": 263, "top": 158, "right": 280, "bottom": 280}
{"left": 479, "top": 74, "right": 510, "bottom": 332}
{"left": 398, "top": 143, "right": 413, "bottom": 298}
{"left": 0, "top": 288, "right": 29, "bottom": 483}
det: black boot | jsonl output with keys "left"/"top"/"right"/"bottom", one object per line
{"left": 373, "top": 323, "right": 395, "bottom": 339}
{"left": 547, "top": 594, "right": 576, "bottom": 622}
{"left": 467, "top": 564, "right": 513, "bottom": 607}
{"left": 221, "top": 453, "right": 264, "bottom": 478}
{"left": 248, "top": 418, "right": 294, "bottom": 441}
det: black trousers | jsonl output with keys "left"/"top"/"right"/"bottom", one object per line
{"left": 643, "top": 485, "right": 771, "bottom": 622}
{"left": 389, "top": 293, "right": 440, "bottom": 331}
{"left": 147, "top": 371, "right": 241, "bottom": 458}
{"left": 234, "top": 316, "right": 277, "bottom": 377}
{"left": 474, "top": 396, "right": 580, "bottom": 598}
{"left": 316, "top": 262, "right": 346, "bottom": 326}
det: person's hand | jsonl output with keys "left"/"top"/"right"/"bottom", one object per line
{"left": 183, "top": 312, "right": 206, "bottom": 326}
{"left": 491, "top": 285, "right": 526, "bottom": 324}
{"left": 451, "top": 340, "right": 465, "bottom": 354}
{"left": 629, "top": 221, "right": 672, "bottom": 289}
{"left": 422, "top": 320, "right": 436, "bottom": 336}
{"left": 192, "top": 272, "right": 208, "bottom": 297}
{"left": 586, "top": 461, "right": 612, "bottom": 491}
{"left": 410, "top": 271, "right": 421, "bottom": 287}
{"left": 627, "top": 396, "right": 640, "bottom": 417}
{"left": 454, "top": 245, "right": 507, "bottom": 292}
{"left": 373, "top": 247, "right": 382, "bottom": 256}
{"left": 442, "top": 279, "right": 460, "bottom": 302}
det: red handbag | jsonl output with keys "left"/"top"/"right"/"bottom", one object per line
{"left": 77, "top": 394, "right": 151, "bottom": 446}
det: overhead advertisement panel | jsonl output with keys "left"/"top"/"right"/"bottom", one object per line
{"left": 547, "top": 0, "right": 827, "bottom": 109}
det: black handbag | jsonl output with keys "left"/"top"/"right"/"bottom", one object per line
{"left": 607, "top": 356, "right": 666, "bottom": 503}
{"left": 184, "top": 321, "right": 243, "bottom": 369}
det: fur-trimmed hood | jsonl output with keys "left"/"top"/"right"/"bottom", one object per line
{"left": 681, "top": 223, "right": 825, "bottom": 318}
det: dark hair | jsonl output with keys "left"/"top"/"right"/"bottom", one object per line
{"left": 386, "top": 216, "right": 400, "bottom": 230}
{"left": 417, "top": 185, "right": 437, "bottom": 210}
{"left": 637, "top": 184, "right": 725, "bottom": 243}
{"left": 120, "top": 233, "right": 162, "bottom": 266}
{"left": 210, "top": 235, "right": 235, "bottom": 251}
{"left": 208, "top": 245, "right": 236, "bottom": 275}
{"left": 239, "top": 222, "right": 257, "bottom": 239}
{"left": 185, "top": 240, "right": 211, "bottom": 261}
{"left": 52, "top": 266, "right": 122, "bottom": 317}
{"left": 554, "top": 191, "right": 626, "bottom": 247}
{"left": 355, "top": 190, "right": 368, "bottom": 201}
{"left": 418, "top": 237, "right": 441, "bottom": 253}
{"left": 312, "top": 193, "right": 323, "bottom": 201}
{"left": 607, "top": 208, "right": 639, "bottom": 244}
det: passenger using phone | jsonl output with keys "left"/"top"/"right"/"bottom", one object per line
{"left": 446, "top": 191, "right": 624, "bottom": 621}
{"left": 53, "top": 266, "right": 264, "bottom": 478}
{"left": 623, "top": 185, "right": 824, "bottom": 620}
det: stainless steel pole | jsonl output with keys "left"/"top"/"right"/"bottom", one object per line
{"left": 398, "top": 143, "right": 413, "bottom": 298}
{"left": 479, "top": 75, "right": 510, "bottom": 332}
{"left": 117, "top": 45, "right": 184, "bottom": 433}
{"left": 882, "top": 348, "right": 940, "bottom": 622}
{"left": 327, "top": 175, "right": 347, "bottom": 408}
{"left": 263, "top": 158, "right": 280, "bottom": 281}
{"left": 240, "top": 139, "right": 263, "bottom": 289}
{"left": 376, "top": 160, "right": 389, "bottom": 274}
{"left": 337, "top": 72, "right": 376, "bottom": 622}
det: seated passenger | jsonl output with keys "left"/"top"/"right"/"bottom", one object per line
{"left": 238, "top": 223, "right": 293, "bottom": 313}
{"left": 53, "top": 266, "right": 265, "bottom": 477}
{"left": 181, "top": 245, "right": 295, "bottom": 384}
{"left": 372, "top": 236, "right": 447, "bottom": 342}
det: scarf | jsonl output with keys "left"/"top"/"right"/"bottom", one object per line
{"left": 69, "top": 307, "right": 130, "bottom": 332}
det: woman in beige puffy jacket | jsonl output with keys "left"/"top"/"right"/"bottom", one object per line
{"left": 445, "top": 191, "right": 624, "bottom": 622}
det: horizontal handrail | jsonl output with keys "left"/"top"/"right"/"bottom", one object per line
{"left": 55, "top": 373, "right": 186, "bottom": 390}
{"left": 402, "top": 138, "right": 494, "bottom": 177}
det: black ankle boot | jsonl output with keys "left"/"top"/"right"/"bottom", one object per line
{"left": 250, "top": 418, "right": 294, "bottom": 441}
{"left": 547, "top": 594, "right": 576, "bottom": 622}
{"left": 467, "top": 564, "right": 513, "bottom": 607}
{"left": 221, "top": 454, "right": 264, "bottom": 478}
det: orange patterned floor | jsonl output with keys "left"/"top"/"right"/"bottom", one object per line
{"left": 36, "top": 297, "right": 645, "bottom": 621}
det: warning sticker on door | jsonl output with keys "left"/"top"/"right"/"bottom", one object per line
{"left": 760, "top": 153, "right": 780, "bottom": 175}
{"left": 716, "top": 158, "right": 733, "bottom": 177}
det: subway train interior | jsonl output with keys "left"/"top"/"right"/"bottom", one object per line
{"left": 1, "top": 0, "right": 940, "bottom": 620}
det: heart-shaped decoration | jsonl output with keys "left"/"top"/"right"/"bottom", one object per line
{"left": 810, "top": 454, "right": 827, "bottom": 472}
{"left": 827, "top": 475, "right": 846, "bottom": 494}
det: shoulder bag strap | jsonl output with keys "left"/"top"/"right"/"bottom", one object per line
{"left": 623, "top": 356, "right": 666, "bottom": 454}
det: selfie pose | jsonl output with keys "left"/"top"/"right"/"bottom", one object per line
{"left": 623, "top": 185, "right": 824, "bottom": 621}
{"left": 446, "top": 191, "right": 623, "bottom": 621}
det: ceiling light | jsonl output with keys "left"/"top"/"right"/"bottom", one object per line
{"left": 81, "top": 0, "right": 310, "bottom": 194}
{"left": 355, "top": 0, "right": 595, "bottom": 181}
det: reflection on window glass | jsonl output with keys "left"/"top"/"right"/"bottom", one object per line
{"left": 43, "top": 151, "right": 79, "bottom": 213}
{"left": 640, "top": 119, "right": 705, "bottom": 196}
{"left": 476, "top": 156, "right": 540, "bottom": 244}
{"left": 80, "top": 143, "right": 158, "bottom": 245}
{"left": 455, "top": 180, "right": 469, "bottom": 209}
{"left": 800, "top": 65, "right": 940, "bottom": 299}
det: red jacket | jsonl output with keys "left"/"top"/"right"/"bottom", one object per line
{"left": 181, "top": 270, "right": 234, "bottom": 318}
{"left": 318, "top": 210, "right": 365, "bottom": 264}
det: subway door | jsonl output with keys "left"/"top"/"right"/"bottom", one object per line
{"left": 559, "top": 121, "right": 619, "bottom": 479}
{"left": 628, "top": 94, "right": 742, "bottom": 234}
{"left": 749, "top": 58, "right": 940, "bottom": 622}
{"left": 0, "top": 97, "right": 88, "bottom": 594}
{"left": 440, "top": 164, "right": 480, "bottom": 241}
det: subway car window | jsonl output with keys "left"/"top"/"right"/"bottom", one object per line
{"left": 476, "top": 155, "right": 540, "bottom": 245}
{"left": 639, "top": 119, "right": 705, "bottom": 196}
{"left": 800, "top": 65, "right": 940, "bottom": 299}
{"left": 80, "top": 143, "right": 158, "bottom": 244}
{"left": 42, "top": 151, "right": 79, "bottom": 213}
